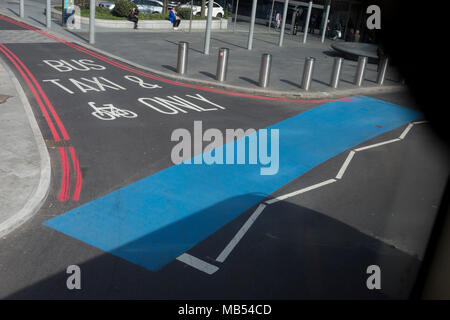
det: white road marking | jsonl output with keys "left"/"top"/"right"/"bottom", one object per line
{"left": 354, "top": 138, "right": 400, "bottom": 152}
{"left": 265, "top": 179, "right": 337, "bottom": 205}
{"left": 399, "top": 123, "right": 414, "bottom": 140}
{"left": 216, "top": 204, "right": 266, "bottom": 263}
{"left": 335, "top": 151, "right": 356, "bottom": 180}
{"left": 412, "top": 120, "right": 428, "bottom": 125}
{"left": 176, "top": 253, "right": 219, "bottom": 275}
{"left": 177, "top": 121, "right": 428, "bottom": 274}
{"left": 88, "top": 102, "right": 138, "bottom": 120}
{"left": 42, "top": 79, "right": 74, "bottom": 94}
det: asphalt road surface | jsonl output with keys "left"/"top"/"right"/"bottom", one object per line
{"left": 0, "top": 14, "right": 449, "bottom": 299}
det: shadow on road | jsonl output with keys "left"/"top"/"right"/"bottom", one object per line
{"left": 5, "top": 193, "right": 420, "bottom": 299}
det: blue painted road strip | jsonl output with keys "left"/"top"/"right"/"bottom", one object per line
{"left": 44, "top": 96, "right": 422, "bottom": 271}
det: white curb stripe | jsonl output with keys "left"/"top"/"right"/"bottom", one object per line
{"left": 216, "top": 204, "right": 266, "bottom": 263}
{"left": 176, "top": 253, "right": 219, "bottom": 275}
{"left": 399, "top": 123, "right": 414, "bottom": 140}
{"left": 335, "top": 151, "right": 356, "bottom": 180}
{"left": 265, "top": 179, "right": 337, "bottom": 205}
{"left": 354, "top": 138, "right": 400, "bottom": 152}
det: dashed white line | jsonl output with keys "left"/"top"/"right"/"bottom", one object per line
{"left": 265, "top": 179, "right": 337, "bottom": 205}
{"left": 176, "top": 253, "right": 219, "bottom": 275}
{"left": 177, "top": 120, "right": 429, "bottom": 274}
{"left": 335, "top": 151, "right": 356, "bottom": 180}
{"left": 354, "top": 138, "right": 400, "bottom": 152}
{"left": 216, "top": 204, "right": 266, "bottom": 263}
{"left": 399, "top": 123, "right": 414, "bottom": 140}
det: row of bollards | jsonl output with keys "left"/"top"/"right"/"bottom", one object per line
{"left": 328, "top": 56, "right": 389, "bottom": 88}
{"left": 176, "top": 41, "right": 390, "bottom": 91}
{"left": 177, "top": 43, "right": 232, "bottom": 83}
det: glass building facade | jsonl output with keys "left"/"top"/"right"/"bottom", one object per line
{"left": 230, "top": 0, "right": 378, "bottom": 43}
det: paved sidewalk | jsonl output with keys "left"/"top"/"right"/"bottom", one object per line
{"left": 92, "top": 29, "right": 402, "bottom": 94}
{"left": 0, "top": 0, "right": 403, "bottom": 98}
{"left": 0, "top": 58, "right": 50, "bottom": 238}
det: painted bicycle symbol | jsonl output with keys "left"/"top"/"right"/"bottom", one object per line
{"left": 88, "top": 102, "right": 138, "bottom": 120}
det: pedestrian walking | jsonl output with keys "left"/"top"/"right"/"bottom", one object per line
{"left": 354, "top": 29, "right": 361, "bottom": 42}
{"left": 128, "top": 7, "right": 139, "bottom": 30}
{"left": 275, "top": 12, "right": 281, "bottom": 29}
{"left": 169, "top": 7, "right": 181, "bottom": 30}
{"left": 310, "top": 14, "right": 316, "bottom": 33}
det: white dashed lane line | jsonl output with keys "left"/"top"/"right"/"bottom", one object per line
{"left": 176, "top": 121, "right": 429, "bottom": 274}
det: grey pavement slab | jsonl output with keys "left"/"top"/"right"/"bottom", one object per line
{"left": 89, "top": 29, "right": 402, "bottom": 93}
{"left": 0, "top": 29, "right": 57, "bottom": 43}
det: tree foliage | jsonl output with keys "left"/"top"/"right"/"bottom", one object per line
{"left": 112, "top": 0, "right": 137, "bottom": 17}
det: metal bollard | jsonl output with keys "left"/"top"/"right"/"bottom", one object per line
{"left": 19, "top": 0, "right": 24, "bottom": 18}
{"left": 354, "top": 56, "right": 367, "bottom": 86}
{"left": 259, "top": 54, "right": 272, "bottom": 88}
{"left": 329, "top": 57, "right": 343, "bottom": 89}
{"left": 301, "top": 57, "right": 315, "bottom": 91}
{"left": 376, "top": 56, "right": 389, "bottom": 86}
{"left": 177, "top": 41, "right": 189, "bottom": 75}
{"left": 46, "top": 0, "right": 51, "bottom": 28}
{"left": 216, "top": 48, "right": 229, "bottom": 82}
{"left": 89, "top": 0, "right": 95, "bottom": 44}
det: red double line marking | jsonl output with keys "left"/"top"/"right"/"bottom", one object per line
{"left": 57, "top": 147, "right": 82, "bottom": 201}
{"left": 58, "top": 147, "right": 70, "bottom": 201}
{"left": 0, "top": 43, "right": 70, "bottom": 140}
{"left": 0, "top": 41, "right": 81, "bottom": 202}
{"left": 0, "top": 14, "right": 360, "bottom": 104}
{"left": 0, "top": 43, "right": 62, "bottom": 141}
{"left": 68, "top": 147, "right": 82, "bottom": 201}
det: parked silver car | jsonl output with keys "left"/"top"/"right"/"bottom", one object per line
{"left": 99, "top": 0, "right": 163, "bottom": 14}
{"left": 167, "top": 0, "right": 181, "bottom": 9}
{"left": 133, "top": 0, "right": 163, "bottom": 13}
{"left": 98, "top": 1, "right": 116, "bottom": 10}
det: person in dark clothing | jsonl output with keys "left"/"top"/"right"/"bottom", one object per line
{"left": 345, "top": 28, "right": 355, "bottom": 42}
{"left": 309, "top": 14, "right": 317, "bottom": 34}
{"left": 128, "top": 8, "right": 139, "bottom": 30}
{"left": 325, "top": 18, "right": 332, "bottom": 37}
